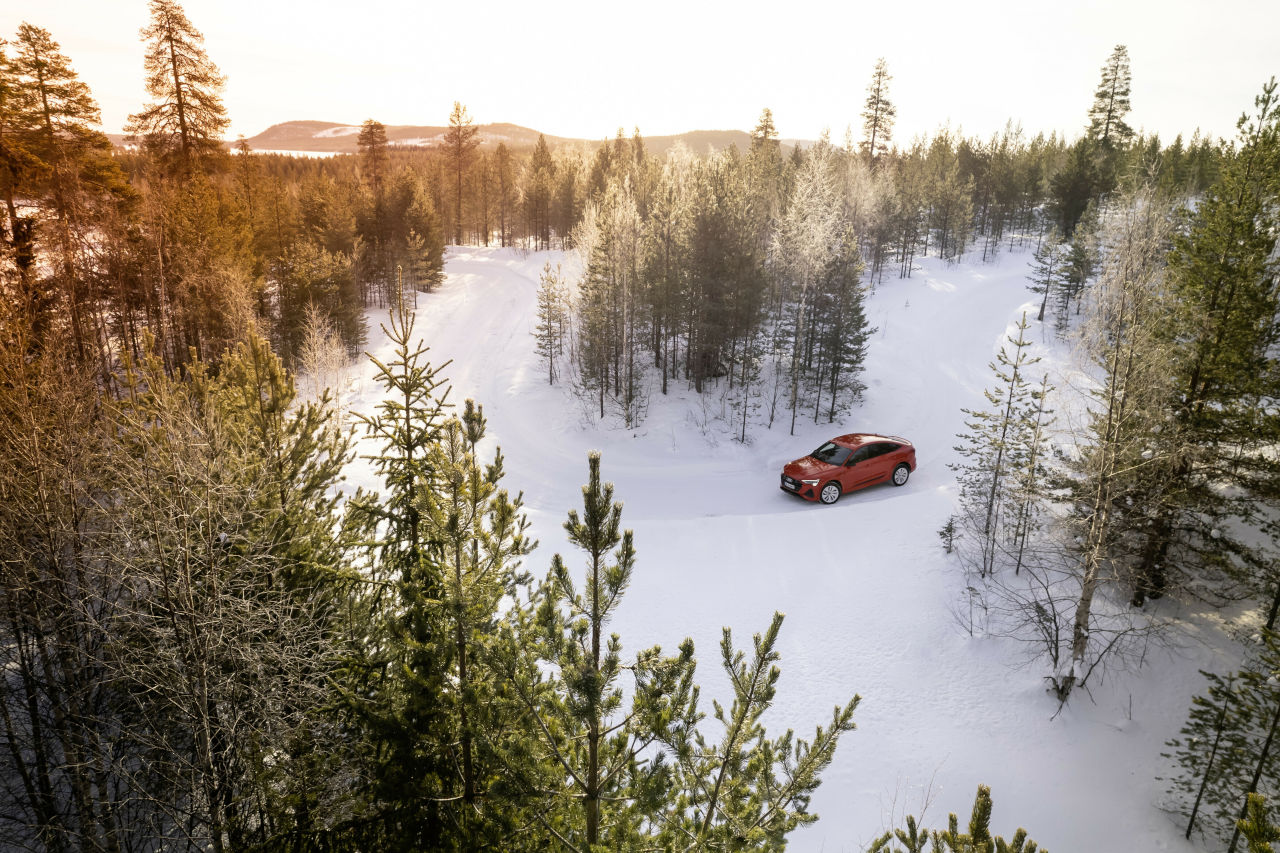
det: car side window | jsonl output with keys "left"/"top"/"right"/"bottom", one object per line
{"left": 848, "top": 447, "right": 871, "bottom": 465}
{"left": 869, "top": 442, "right": 899, "bottom": 459}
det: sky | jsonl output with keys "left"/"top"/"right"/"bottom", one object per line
{"left": 3, "top": 0, "right": 1277, "bottom": 147}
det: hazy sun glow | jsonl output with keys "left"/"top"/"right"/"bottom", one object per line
{"left": 5, "top": 0, "right": 1277, "bottom": 146}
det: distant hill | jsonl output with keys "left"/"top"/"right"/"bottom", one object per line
{"left": 107, "top": 123, "right": 808, "bottom": 156}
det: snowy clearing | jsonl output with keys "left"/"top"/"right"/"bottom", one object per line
{"left": 340, "top": 245, "right": 1226, "bottom": 852}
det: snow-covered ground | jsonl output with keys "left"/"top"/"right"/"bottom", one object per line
{"left": 340, "top": 245, "right": 1230, "bottom": 852}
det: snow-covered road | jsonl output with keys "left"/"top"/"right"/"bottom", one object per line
{"left": 342, "top": 245, "right": 1217, "bottom": 852}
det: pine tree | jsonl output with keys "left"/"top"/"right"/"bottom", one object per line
{"left": 1238, "top": 794, "right": 1280, "bottom": 853}
{"left": 1088, "top": 45, "right": 1135, "bottom": 151}
{"left": 1166, "top": 634, "right": 1280, "bottom": 852}
{"left": 356, "top": 119, "right": 392, "bottom": 300}
{"left": 9, "top": 23, "right": 123, "bottom": 364}
{"left": 445, "top": 101, "right": 480, "bottom": 246}
{"left": 357, "top": 119, "right": 389, "bottom": 197}
{"left": 424, "top": 399, "right": 535, "bottom": 841}
{"left": 503, "top": 452, "right": 696, "bottom": 848}
{"left": 861, "top": 58, "right": 897, "bottom": 164}
{"left": 1134, "top": 79, "right": 1280, "bottom": 609}
{"left": 1050, "top": 138, "right": 1100, "bottom": 237}
{"left": 526, "top": 134, "right": 555, "bottom": 249}
{"left": 127, "top": 0, "right": 229, "bottom": 171}
{"left": 1166, "top": 671, "right": 1255, "bottom": 844}
{"left": 1027, "top": 228, "right": 1067, "bottom": 322}
{"left": 1056, "top": 209, "right": 1099, "bottom": 334}
{"left": 346, "top": 289, "right": 455, "bottom": 849}
{"left": 870, "top": 786, "right": 1044, "bottom": 853}
{"left": 1084, "top": 45, "right": 1135, "bottom": 199}
{"left": 655, "top": 613, "right": 859, "bottom": 849}
{"left": 494, "top": 141, "right": 515, "bottom": 247}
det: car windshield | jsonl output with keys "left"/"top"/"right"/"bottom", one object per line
{"left": 811, "top": 442, "right": 852, "bottom": 466}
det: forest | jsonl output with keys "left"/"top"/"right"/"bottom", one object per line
{"left": 3, "top": 0, "right": 1280, "bottom": 850}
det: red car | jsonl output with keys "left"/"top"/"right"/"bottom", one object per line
{"left": 780, "top": 434, "right": 916, "bottom": 504}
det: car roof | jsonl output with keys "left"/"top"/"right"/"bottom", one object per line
{"left": 831, "top": 433, "right": 912, "bottom": 449}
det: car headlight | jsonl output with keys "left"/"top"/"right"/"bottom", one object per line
{"left": 801, "top": 479, "right": 819, "bottom": 486}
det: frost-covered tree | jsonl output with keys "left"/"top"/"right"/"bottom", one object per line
{"left": 644, "top": 143, "right": 695, "bottom": 395}
{"left": 1053, "top": 186, "right": 1175, "bottom": 702}
{"left": 1004, "top": 373, "right": 1054, "bottom": 576}
{"left": 574, "top": 181, "right": 646, "bottom": 426}
{"left": 808, "top": 223, "right": 872, "bottom": 423}
{"left": 774, "top": 134, "right": 844, "bottom": 434}
{"left": 533, "top": 261, "right": 570, "bottom": 385}
{"left": 950, "top": 313, "right": 1042, "bottom": 577}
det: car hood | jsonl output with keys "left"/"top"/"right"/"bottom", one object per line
{"left": 783, "top": 456, "right": 837, "bottom": 479}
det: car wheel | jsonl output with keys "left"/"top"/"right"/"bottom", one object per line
{"left": 819, "top": 482, "right": 841, "bottom": 505}
{"left": 892, "top": 464, "right": 911, "bottom": 486}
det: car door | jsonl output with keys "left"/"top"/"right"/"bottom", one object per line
{"left": 842, "top": 446, "right": 877, "bottom": 490}
{"left": 864, "top": 442, "right": 898, "bottom": 484}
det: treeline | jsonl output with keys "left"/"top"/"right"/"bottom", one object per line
{"left": 524, "top": 49, "right": 1226, "bottom": 437}
{"left": 0, "top": 5, "right": 446, "bottom": 386}
{"left": 944, "top": 74, "right": 1280, "bottom": 851}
